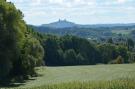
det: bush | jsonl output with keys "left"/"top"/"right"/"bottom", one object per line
{"left": 109, "top": 55, "right": 124, "bottom": 64}
{"left": 115, "top": 55, "right": 124, "bottom": 64}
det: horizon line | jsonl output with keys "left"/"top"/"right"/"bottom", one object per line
{"left": 28, "top": 19, "right": 135, "bottom": 26}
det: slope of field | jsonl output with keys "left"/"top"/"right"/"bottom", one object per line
{"left": 5, "top": 64, "right": 135, "bottom": 89}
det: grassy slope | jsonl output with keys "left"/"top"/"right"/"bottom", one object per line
{"left": 6, "top": 64, "right": 135, "bottom": 88}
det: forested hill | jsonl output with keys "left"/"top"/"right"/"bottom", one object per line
{"left": 32, "top": 22, "right": 135, "bottom": 39}
{"left": 39, "top": 19, "right": 135, "bottom": 29}
{"left": 42, "top": 19, "right": 77, "bottom": 28}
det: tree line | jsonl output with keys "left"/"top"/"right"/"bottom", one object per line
{"left": 43, "top": 35, "right": 135, "bottom": 66}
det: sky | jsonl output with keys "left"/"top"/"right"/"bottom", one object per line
{"left": 7, "top": 0, "right": 135, "bottom": 25}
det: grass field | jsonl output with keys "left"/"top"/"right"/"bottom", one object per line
{"left": 3, "top": 64, "right": 135, "bottom": 89}
{"left": 111, "top": 29, "right": 133, "bottom": 35}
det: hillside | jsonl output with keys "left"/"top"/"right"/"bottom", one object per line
{"left": 32, "top": 21, "right": 135, "bottom": 39}
{"left": 40, "top": 20, "right": 135, "bottom": 29}
{"left": 5, "top": 64, "right": 135, "bottom": 89}
{"left": 42, "top": 19, "right": 77, "bottom": 28}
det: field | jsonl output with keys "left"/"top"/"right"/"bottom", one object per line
{"left": 3, "top": 64, "right": 135, "bottom": 89}
{"left": 111, "top": 29, "right": 133, "bottom": 35}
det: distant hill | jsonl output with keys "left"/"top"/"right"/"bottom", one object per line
{"left": 40, "top": 19, "right": 135, "bottom": 29}
{"left": 42, "top": 19, "right": 77, "bottom": 28}
{"left": 31, "top": 21, "right": 135, "bottom": 39}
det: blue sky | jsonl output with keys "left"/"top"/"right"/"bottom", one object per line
{"left": 8, "top": 0, "right": 135, "bottom": 25}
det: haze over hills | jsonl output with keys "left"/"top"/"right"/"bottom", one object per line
{"left": 41, "top": 19, "right": 135, "bottom": 29}
{"left": 42, "top": 19, "right": 77, "bottom": 28}
{"left": 31, "top": 20, "right": 135, "bottom": 40}
{"left": 31, "top": 20, "right": 135, "bottom": 41}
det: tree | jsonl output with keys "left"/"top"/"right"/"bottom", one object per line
{"left": 12, "top": 37, "right": 44, "bottom": 77}
{"left": 0, "top": 0, "right": 44, "bottom": 81}
{"left": 0, "top": 0, "right": 25, "bottom": 80}
{"left": 63, "top": 49, "right": 77, "bottom": 65}
{"left": 115, "top": 55, "right": 124, "bottom": 64}
{"left": 44, "top": 36, "right": 60, "bottom": 66}
{"left": 43, "top": 35, "right": 102, "bottom": 66}
{"left": 97, "top": 44, "right": 118, "bottom": 64}
{"left": 116, "top": 45, "right": 128, "bottom": 63}
{"left": 127, "top": 38, "right": 134, "bottom": 51}
{"left": 76, "top": 53, "right": 85, "bottom": 65}
{"left": 107, "top": 38, "right": 113, "bottom": 44}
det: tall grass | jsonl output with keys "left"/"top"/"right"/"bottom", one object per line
{"left": 17, "top": 79, "right": 135, "bottom": 89}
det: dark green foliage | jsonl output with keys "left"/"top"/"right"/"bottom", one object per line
{"left": 0, "top": 0, "right": 24, "bottom": 80}
{"left": 97, "top": 44, "right": 118, "bottom": 63}
{"left": 43, "top": 35, "right": 134, "bottom": 66}
{"left": 44, "top": 36, "right": 60, "bottom": 66}
{"left": 98, "top": 44, "right": 129, "bottom": 64}
{"left": 43, "top": 35, "right": 96, "bottom": 66}
{"left": 63, "top": 49, "right": 77, "bottom": 65}
{"left": 127, "top": 38, "right": 134, "bottom": 50}
{"left": 0, "top": 0, "right": 44, "bottom": 82}
{"left": 76, "top": 53, "right": 85, "bottom": 64}
{"left": 116, "top": 45, "right": 128, "bottom": 63}
{"left": 107, "top": 38, "right": 113, "bottom": 43}
{"left": 128, "top": 53, "right": 135, "bottom": 63}
{"left": 12, "top": 37, "right": 44, "bottom": 77}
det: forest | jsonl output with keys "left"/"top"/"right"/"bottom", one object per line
{"left": 43, "top": 35, "right": 135, "bottom": 66}
{"left": 0, "top": 0, "right": 135, "bottom": 89}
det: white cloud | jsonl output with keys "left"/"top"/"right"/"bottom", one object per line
{"left": 49, "top": 0, "right": 64, "bottom": 4}
{"left": 30, "top": 0, "right": 41, "bottom": 6}
{"left": 24, "top": 10, "right": 46, "bottom": 17}
{"left": 7, "top": 0, "right": 23, "bottom": 3}
{"left": 117, "top": 0, "right": 126, "bottom": 3}
{"left": 8, "top": 0, "right": 135, "bottom": 25}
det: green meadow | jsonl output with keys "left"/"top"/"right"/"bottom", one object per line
{"left": 5, "top": 64, "right": 135, "bottom": 89}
